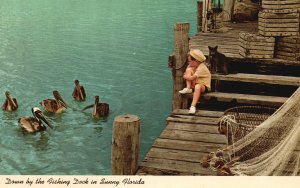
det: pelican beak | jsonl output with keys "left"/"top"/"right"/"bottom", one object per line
{"left": 58, "top": 97, "right": 68, "bottom": 108}
{"left": 36, "top": 111, "right": 53, "bottom": 129}
{"left": 54, "top": 91, "right": 68, "bottom": 108}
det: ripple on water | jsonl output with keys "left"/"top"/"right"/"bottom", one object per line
{"left": 0, "top": 0, "right": 194, "bottom": 175}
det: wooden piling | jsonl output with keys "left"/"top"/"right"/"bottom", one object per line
{"left": 197, "top": 1, "right": 203, "bottom": 33}
{"left": 172, "top": 22, "right": 190, "bottom": 110}
{"left": 111, "top": 114, "right": 140, "bottom": 175}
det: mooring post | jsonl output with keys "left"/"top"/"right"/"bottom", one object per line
{"left": 172, "top": 22, "right": 190, "bottom": 110}
{"left": 111, "top": 114, "right": 140, "bottom": 175}
{"left": 197, "top": 1, "right": 203, "bottom": 33}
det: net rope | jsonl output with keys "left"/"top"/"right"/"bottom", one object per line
{"left": 208, "top": 87, "right": 300, "bottom": 176}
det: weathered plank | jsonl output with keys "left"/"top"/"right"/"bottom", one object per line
{"left": 276, "top": 54, "right": 300, "bottom": 61}
{"left": 137, "top": 157, "right": 215, "bottom": 175}
{"left": 258, "top": 26, "right": 299, "bottom": 32}
{"left": 239, "top": 51, "right": 274, "bottom": 59}
{"left": 258, "top": 30, "right": 299, "bottom": 36}
{"left": 212, "top": 73, "right": 300, "bottom": 86}
{"left": 204, "top": 92, "right": 288, "bottom": 107}
{"left": 239, "top": 46, "right": 274, "bottom": 55}
{"left": 145, "top": 147, "right": 210, "bottom": 163}
{"left": 172, "top": 109, "right": 224, "bottom": 118}
{"left": 262, "top": 8, "right": 300, "bottom": 13}
{"left": 262, "top": 4, "right": 300, "bottom": 10}
{"left": 259, "top": 12, "right": 299, "bottom": 19}
{"left": 167, "top": 115, "right": 219, "bottom": 125}
{"left": 160, "top": 129, "right": 227, "bottom": 144}
{"left": 153, "top": 138, "right": 226, "bottom": 153}
{"left": 259, "top": 18, "right": 299, "bottom": 23}
{"left": 239, "top": 39, "right": 275, "bottom": 48}
{"left": 167, "top": 122, "right": 220, "bottom": 134}
{"left": 259, "top": 22, "right": 299, "bottom": 28}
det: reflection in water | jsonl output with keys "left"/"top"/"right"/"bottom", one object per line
{"left": 34, "top": 132, "right": 49, "bottom": 151}
{"left": 2, "top": 111, "right": 19, "bottom": 123}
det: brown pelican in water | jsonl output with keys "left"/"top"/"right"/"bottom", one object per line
{"left": 72, "top": 80, "right": 86, "bottom": 101}
{"left": 40, "top": 90, "right": 68, "bottom": 113}
{"left": 2, "top": 91, "right": 18, "bottom": 111}
{"left": 18, "top": 107, "right": 53, "bottom": 133}
{"left": 82, "top": 96, "right": 109, "bottom": 118}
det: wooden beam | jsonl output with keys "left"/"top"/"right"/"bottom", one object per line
{"left": 204, "top": 92, "right": 288, "bottom": 107}
{"left": 212, "top": 73, "right": 300, "bottom": 86}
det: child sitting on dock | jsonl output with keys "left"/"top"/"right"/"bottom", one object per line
{"left": 179, "top": 49, "right": 211, "bottom": 114}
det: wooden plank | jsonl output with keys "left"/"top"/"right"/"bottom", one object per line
{"left": 167, "top": 115, "right": 219, "bottom": 125}
{"left": 239, "top": 44, "right": 274, "bottom": 51}
{"left": 277, "top": 43, "right": 300, "bottom": 49}
{"left": 137, "top": 157, "right": 215, "bottom": 175}
{"left": 239, "top": 33, "right": 275, "bottom": 43}
{"left": 275, "top": 54, "right": 300, "bottom": 61}
{"left": 277, "top": 36, "right": 300, "bottom": 44}
{"left": 239, "top": 51, "right": 274, "bottom": 59}
{"left": 260, "top": 18, "right": 299, "bottom": 23}
{"left": 172, "top": 109, "right": 224, "bottom": 118}
{"left": 166, "top": 122, "right": 220, "bottom": 134}
{"left": 145, "top": 147, "right": 206, "bottom": 162}
{"left": 262, "top": 4, "right": 300, "bottom": 9}
{"left": 212, "top": 73, "right": 300, "bottom": 86}
{"left": 259, "top": 22, "right": 299, "bottom": 28}
{"left": 262, "top": 8, "right": 300, "bottom": 13}
{"left": 258, "top": 30, "right": 299, "bottom": 36}
{"left": 259, "top": 12, "right": 299, "bottom": 19}
{"left": 204, "top": 92, "right": 288, "bottom": 107}
{"left": 263, "top": 0, "right": 300, "bottom": 4}
{"left": 159, "top": 129, "right": 228, "bottom": 144}
{"left": 276, "top": 51, "right": 300, "bottom": 57}
{"left": 275, "top": 52, "right": 300, "bottom": 61}
{"left": 153, "top": 138, "right": 226, "bottom": 153}
{"left": 239, "top": 39, "right": 275, "bottom": 48}
{"left": 258, "top": 26, "right": 299, "bottom": 32}
{"left": 239, "top": 46, "right": 274, "bottom": 55}
{"left": 230, "top": 57, "right": 300, "bottom": 66}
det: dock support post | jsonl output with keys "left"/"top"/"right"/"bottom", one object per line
{"left": 111, "top": 114, "right": 140, "bottom": 175}
{"left": 172, "top": 22, "right": 190, "bottom": 110}
{"left": 197, "top": 1, "right": 203, "bottom": 33}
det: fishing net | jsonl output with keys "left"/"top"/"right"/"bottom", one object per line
{"left": 202, "top": 87, "right": 300, "bottom": 176}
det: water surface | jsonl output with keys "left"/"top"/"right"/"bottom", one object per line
{"left": 0, "top": 0, "right": 197, "bottom": 174}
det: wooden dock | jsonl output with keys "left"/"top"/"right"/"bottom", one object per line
{"left": 190, "top": 22, "right": 258, "bottom": 59}
{"left": 136, "top": 109, "right": 227, "bottom": 175}
{"left": 134, "top": 20, "right": 300, "bottom": 175}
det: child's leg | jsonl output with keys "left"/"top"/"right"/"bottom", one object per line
{"left": 185, "top": 67, "right": 195, "bottom": 89}
{"left": 191, "top": 84, "right": 205, "bottom": 107}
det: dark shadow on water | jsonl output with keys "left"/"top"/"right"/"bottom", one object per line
{"left": 2, "top": 110, "right": 19, "bottom": 120}
{"left": 33, "top": 132, "right": 49, "bottom": 151}
{"left": 81, "top": 110, "right": 110, "bottom": 123}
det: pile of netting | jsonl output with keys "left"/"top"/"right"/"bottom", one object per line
{"left": 201, "top": 87, "right": 300, "bottom": 176}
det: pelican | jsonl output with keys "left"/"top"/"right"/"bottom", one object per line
{"left": 72, "top": 80, "right": 86, "bottom": 101}
{"left": 82, "top": 96, "right": 109, "bottom": 118}
{"left": 40, "top": 90, "right": 68, "bottom": 113}
{"left": 18, "top": 107, "right": 53, "bottom": 133}
{"left": 2, "top": 91, "right": 18, "bottom": 111}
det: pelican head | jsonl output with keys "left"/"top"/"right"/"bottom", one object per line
{"left": 32, "top": 107, "right": 53, "bottom": 129}
{"left": 95, "top": 95, "right": 99, "bottom": 104}
{"left": 75, "top": 79, "right": 80, "bottom": 86}
{"left": 53, "top": 90, "right": 68, "bottom": 108}
{"left": 5, "top": 90, "right": 11, "bottom": 98}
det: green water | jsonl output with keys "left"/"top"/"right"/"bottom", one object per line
{"left": 0, "top": 0, "right": 197, "bottom": 174}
